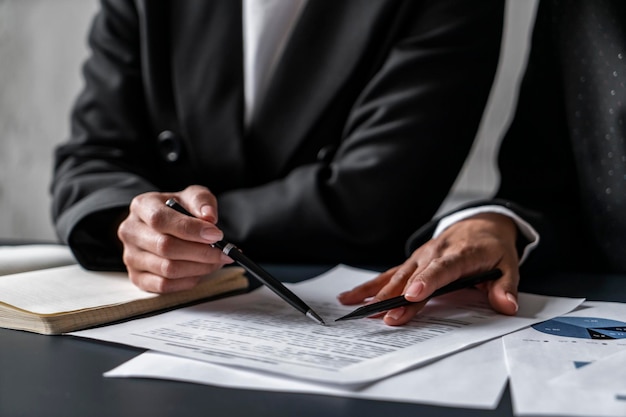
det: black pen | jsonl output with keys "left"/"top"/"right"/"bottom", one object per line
{"left": 335, "top": 268, "right": 503, "bottom": 321}
{"left": 165, "top": 198, "right": 325, "bottom": 325}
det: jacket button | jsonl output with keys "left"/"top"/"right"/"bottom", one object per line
{"left": 316, "top": 144, "right": 337, "bottom": 164}
{"left": 157, "top": 130, "right": 182, "bottom": 162}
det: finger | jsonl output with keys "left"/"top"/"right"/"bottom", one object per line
{"left": 130, "top": 191, "right": 223, "bottom": 244}
{"left": 150, "top": 231, "right": 229, "bottom": 264}
{"left": 138, "top": 198, "right": 224, "bottom": 245}
{"left": 368, "top": 261, "right": 418, "bottom": 304}
{"left": 120, "top": 214, "right": 229, "bottom": 264}
{"left": 129, "top": 270, "right": 203, "bottom": 293}
{"left": 383, "top": 301, "right": 428, "bottom": 326}
{"left": 337, "top": 267, "right": 399, "bottom": 305}
{"left": 402, "top": 257, "right": 467, "bottom": 302}
{"left": 179, "top": 185, "right": 219, "bottom": 223}
{"left": 403, "top": 251, "right": 496, "bottom": 302}
{"left": 124, "top": 245, "right": 227, "bottom": 280}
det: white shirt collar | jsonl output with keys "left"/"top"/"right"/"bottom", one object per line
{"left": 243, "top": 0, "right": 308, "bottom": 126}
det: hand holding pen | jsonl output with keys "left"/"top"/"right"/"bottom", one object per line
{"left": 337, "top": 212, "right": 521, "bottom": 326}
{"left": 165, "top": 197, "right": 325, "bottom": 325}
{"left": 336, "top": 269, "right": 502, "bottom": 321}
{"left": 117, "top": 186, "right": 231, "bottom": 294}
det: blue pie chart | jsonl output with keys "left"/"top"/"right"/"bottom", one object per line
{"left": 532, "top": 317, "right": 626, "bottom": 340}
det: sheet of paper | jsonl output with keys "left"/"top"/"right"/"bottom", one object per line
{"left": 504, "top": 301, "right": 626, "bottom": 416}
{"left": 552, "top": 348, "right": 626, "bottom": 401}
{"left": 0, "top": 244, "right": 76, "bottom": 276}
{"left": 105, "top": 338, "right": 508, "bottom": 409}
{"left": 72, "top": 265, "right": 583, "bottom": 385}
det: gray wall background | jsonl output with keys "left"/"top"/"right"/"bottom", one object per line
{"left": 0, "top": 0, "right": 538, "bottom": 242}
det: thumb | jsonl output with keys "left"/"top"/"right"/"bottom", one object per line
{"left": 486, "top": 266, "right": 519, "bottom": 315}
{"left": 181, "top": 185, "right": 219, "bottom": 223}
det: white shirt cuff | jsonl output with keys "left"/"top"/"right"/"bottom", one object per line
{"left": 433, "top": 205, "right": 540, "bottom": 264}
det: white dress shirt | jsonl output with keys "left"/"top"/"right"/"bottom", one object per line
{"left": 243, "top": 0, "right": 307, "bottom": 125}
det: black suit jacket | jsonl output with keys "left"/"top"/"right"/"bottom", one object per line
{"left": 408, "top": 0, "right": 626, "bottom": 275}
{"left": 52, "top": 0, "right": 504, "bottom": 270}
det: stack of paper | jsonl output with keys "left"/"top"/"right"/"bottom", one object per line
{"left": 504, "top": 301, "right": 626, "bottom": 416}
{"left": 71, "top": 265, "right": 584, "bottom": 409}
{"left": 105, "top": 339, "right": 507, "bottom": 408}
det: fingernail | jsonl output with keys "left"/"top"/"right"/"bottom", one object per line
{"left": 337, "top": 291, "right": 348, "bottom": 300}
{"left": 506, "top": 292, "right": 519, "bottom": 313}
{"left": 405, "top": 281, "right": 424, "bottom": 299}
{"left": 385, "top": 307, "right": 405, "bottom": 321}
{"left": 201, "top": 227, "right": 222, "bottom": 242}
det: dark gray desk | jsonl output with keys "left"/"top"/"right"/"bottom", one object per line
{"left": 1, "top": 264, "right": 623, "bottom": 417}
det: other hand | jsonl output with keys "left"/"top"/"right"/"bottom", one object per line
{"left": 337, "top": 213, "right": 520, "bottom": 325}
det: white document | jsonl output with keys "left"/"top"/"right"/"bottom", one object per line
{"left": 552, "top": 348, "right": 626, "bottom": 398}
{"left": 504, "top": 301, "right": 626, "bottom": 416}
{"left": 105, "top": 339, "right": 508, "bottom": 409}
{"left": 72, "top": 265, "right": 583, "bottom": 385}
{"left": 0, "top": 244, "right": 76, "bottom": 276}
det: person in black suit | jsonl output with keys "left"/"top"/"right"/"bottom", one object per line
{"left": 339, "top": 0, "right": 626, "bottom": 325}
{"left": 51, "top": 0, "right": 504, "bottom": 292}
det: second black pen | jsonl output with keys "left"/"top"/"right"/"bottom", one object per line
{"left": 335, "top": 268, "right": 503, "bottom": 321}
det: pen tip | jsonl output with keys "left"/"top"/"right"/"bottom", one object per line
{"left": 306, "top": 310, "right": 326, "bottom": 326}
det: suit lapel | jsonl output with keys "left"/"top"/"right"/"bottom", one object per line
{"left": 170, "top": 0, "right": 246, "bottom": 187}
{"left": 248, "top": 1, "right": 394, "bottom": 177}
{"left": 168, "top": 1, "right": 396, "bottom": 183}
